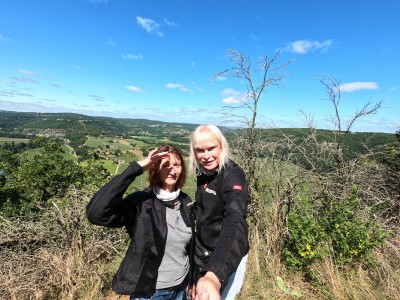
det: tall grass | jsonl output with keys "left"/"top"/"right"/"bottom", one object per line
{"left": 235, "top": 155, "right": 400, "bottom": 300}
{"left": 239, "top": 212, "right": 399, "bottom": 299}
{"left": 0, "top": 187, "right": 127, "bottom": 300}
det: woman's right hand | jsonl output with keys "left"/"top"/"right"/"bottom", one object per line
{"left": 137, "top": 149, "right": 170, "bottom": 171}
{"left": 194, "top": 272, "right": 221, "bottom": 300}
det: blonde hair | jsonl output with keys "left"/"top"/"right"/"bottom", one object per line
{"left": 189, "top": 124, "right": 230, "bottom": 173}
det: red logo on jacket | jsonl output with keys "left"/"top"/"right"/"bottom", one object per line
{"left": 232, "top": 185, "right": 243, "bottom": 191}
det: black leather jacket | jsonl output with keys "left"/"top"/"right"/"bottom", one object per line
{"left": 86, "top": 162, "right": 194, "bottom": 297}
{"left": 195, "top": 160, "right": 249, "bottom": 290}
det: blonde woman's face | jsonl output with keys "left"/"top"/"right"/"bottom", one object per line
{"left": 194, "top": 138, "right": 221, "bottom": 171}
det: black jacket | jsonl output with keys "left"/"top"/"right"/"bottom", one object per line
{"left": 195, "top": 160, "right": 249, "bottom": 290}
{"left": 86, "top": 162, "right": 194, "bottom": 297}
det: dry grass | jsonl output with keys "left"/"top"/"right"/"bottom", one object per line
{"left": 0, "top": 187, "right": 127, "bottom": 300}
{"left": 1, "top": 195, "right": 398, "bottom": 300}
{"left": 308, "top": 235, "right": 400, "bottom": 300}
{"left": 238, "top": 205, "right": 399, "bottom": 300}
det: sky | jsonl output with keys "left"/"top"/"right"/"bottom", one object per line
{"left": 0, "top": 0, "right": 399, "bottom": 133}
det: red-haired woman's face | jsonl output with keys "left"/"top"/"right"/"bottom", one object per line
{"left": 158, "top": 153, "right": 182, "bottom": 192}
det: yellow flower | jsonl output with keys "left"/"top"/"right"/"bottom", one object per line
{"left": 350, "top": 250, "right": 358, "bottom": 255}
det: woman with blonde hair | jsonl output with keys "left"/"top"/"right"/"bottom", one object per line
{"left": 189, "top": 125, "right": 249, "bottom": 300}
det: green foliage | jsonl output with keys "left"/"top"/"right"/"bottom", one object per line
{"left": 226, "top": 128, "right": 396, "bottom": 166}
{"left": 382, "top": 130, "right": 400, "bottom": 173}
{"left": 384, "top": 146, "right": 400, "bottom": 173}
{"left": 283, "top": 186, "right": 388, "bottom": 270}
{"left": 0, "top": 148, "right": 21, "bottom": 215}
{"left": 276, "top": 276, "right": 302, "bottom": 297}
{"left": 0, "top": 137, "right": 110, "bottom": 217}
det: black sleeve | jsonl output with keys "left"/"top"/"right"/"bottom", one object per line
{"left": 201, "top": 165, "right": 249, "bottom": 289}
{"left": 86, "top": 161, "right": 144, "bottom": 228}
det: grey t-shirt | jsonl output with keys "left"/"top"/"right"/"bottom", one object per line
{"left": 156, "top": 203, "right": 191, "bottom": 289}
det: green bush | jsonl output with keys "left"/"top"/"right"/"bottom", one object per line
{"left": 283, "top": 186, "right": 388, "bottom": 270}
{"left": 0, "top": 137, "right": 109, "bottom": 217}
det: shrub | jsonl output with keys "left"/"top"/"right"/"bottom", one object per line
{"left": 283, "top": 186, "right": 389, "bottom": 270}
{"left": 0, "top": 138, "right": 109, "bottom": 217}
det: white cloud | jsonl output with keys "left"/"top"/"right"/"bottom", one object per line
{"left": 172, "top": 108, "right": 213, "bottom": 114}
{"left": 125, "top": 85, "right": 143, "bottom": 92}
{"left": 222, "top": 97, "right": 241, "bottom": 104}
{"left": 17, "top": 69, "right": 38, "bottom": 76}
{"left": 0, "top": 33, "right": 12, "bottom": 43}
{"left": 221, "top": 88, "right": 241, "bottom": 96}
{"left": 214, "top": 76, "right": 227, "bottom": 81}
{"left": 340, "top": 82, "right": 379, "bottom": 92}
{"left": 89, "top": 94, "right": 106, "bottom": 101}
{"left": 250, "top": 34, "right": 261, "bottom": 41}
{"left": 136, "top": 16, "right": 164, "bottom": 37}
{"left": 163, "top": 18, "right": 176, "bottom": 27}
{"left": 12, "top": 77, "right": 39, "bottom": 84}
{"left": 141, "top": 106, "right": 220, "bottom": 124}
{"left": 122, "top": 53, "right": 143, "bottom": 60}
{"left": 107, "top": 38, "right": 116, "bottom": 46}
{"left": 220, "top": 88, "right": 245, "bottom": 103}
{"left": 165, "top": 83, "right": 189, "bottom": 92}
{"left": 285, "top": 39, "right": 332, "bottom": 54}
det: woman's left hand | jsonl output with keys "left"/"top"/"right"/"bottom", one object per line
{"left": 137, "top": 149, "right": 170, "bottom": 171}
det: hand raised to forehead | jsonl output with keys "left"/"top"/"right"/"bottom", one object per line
{"left": 137, "top": 149, "right": 170, "bottom": 171}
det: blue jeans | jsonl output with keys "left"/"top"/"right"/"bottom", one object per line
{"left": 130, "top": 283, "right": 185, "bottom": 300}
{"left": 221, "top": 254, "right": 248, "bottom": 300}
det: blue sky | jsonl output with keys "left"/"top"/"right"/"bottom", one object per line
{"left": 0, "top": 0, "right": 399, "bottom": 133}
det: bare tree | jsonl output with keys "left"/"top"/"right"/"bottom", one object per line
{"left": 318, "top": 75, "right": 383, "bottom": 177}
{"left": 212, "top": 49, "right": 291, "bottom": 221}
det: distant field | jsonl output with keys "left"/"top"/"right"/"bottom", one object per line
{"left": 103, "top": 160, "right": 118, "bottom": 174}
{"left": 124, "top": 138, "right": 147, "bottom": 146}
{"left": 130, "top": 135, "right": 157, "bottom": 141}
{"left": 118, "top": 153, "right": 138, "bottom": 163}
{"left": 22, "top": 145, "right": 77, "bottom": 161}
{"left": 131, "top": 135, "right": 171, "bottom": 144}
{"left": 0, "top": 137, "right": 30, "bottom": 145}
{"left": 85, "top": 137, "right": 135, "bottom": 149}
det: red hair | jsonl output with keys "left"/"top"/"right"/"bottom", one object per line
{"left": 148, "top": 145, "right": 187, "bottom": 190}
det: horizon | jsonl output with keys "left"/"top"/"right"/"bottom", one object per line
{"left": 1, "top": 0, "right": 399, "bottom": 133}
{"left": 1, "top": 109, "right": 395, "bottom": 135}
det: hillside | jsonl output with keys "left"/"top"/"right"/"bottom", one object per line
{"left": 0, "top": 110, "right": 397, "bottom": 159}
{"left": 0, "top": 110, "right": 198, "bottom": 139}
